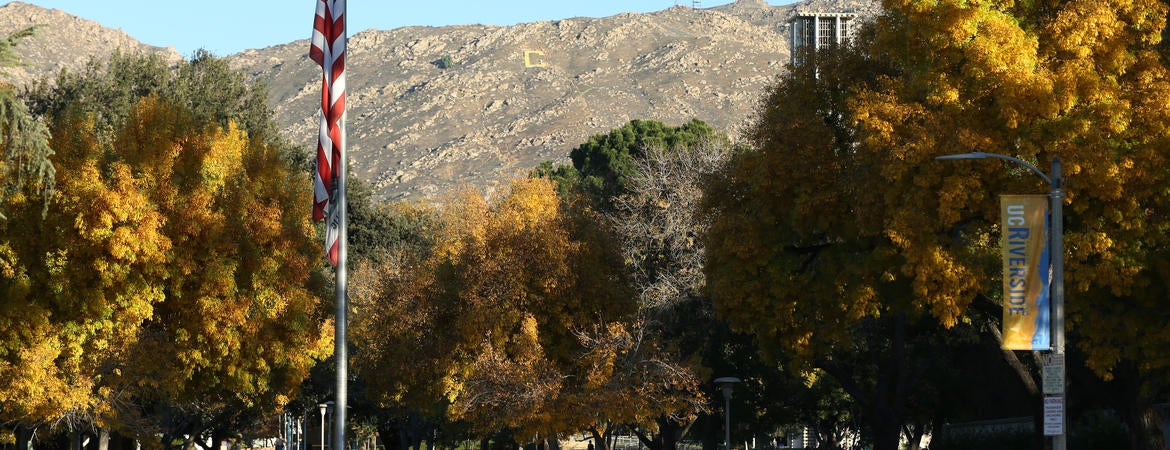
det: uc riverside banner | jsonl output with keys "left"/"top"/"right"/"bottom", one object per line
{"left": 1001, "top": 195, "right": 1052, "bottom": 350}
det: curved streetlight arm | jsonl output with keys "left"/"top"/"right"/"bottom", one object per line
{"left": 935, "top": 149, "right": 1066, "bottom": 450}
{"left": 935, "top": 151, "right": 1052, "bottom": 185}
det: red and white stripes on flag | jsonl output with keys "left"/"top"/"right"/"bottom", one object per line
{"left": 311, "top": 0, "right": 346, "bottom": 265}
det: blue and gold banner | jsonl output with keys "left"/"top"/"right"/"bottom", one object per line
{"left": 1001, "top": 195, "right": 1052, "bottom": 350}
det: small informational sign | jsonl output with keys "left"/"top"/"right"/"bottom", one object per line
{"left": 1043, "top": 354, "right": 1065, "bottom": 395}
{"left": 1044, "top": 395, "right": 1064, "bottom": 436}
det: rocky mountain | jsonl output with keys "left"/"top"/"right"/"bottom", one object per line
{"left": 0, "top": 2, "right": 182, "bottom": 87}
{"left": 1, "top": 0, "right": 878, "bottom": 201}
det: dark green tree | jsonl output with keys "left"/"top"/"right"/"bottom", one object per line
{"left": 345, "top": 177, "right": 436, "bottom": 267}
{"left": 0, "top": 26, "right": 54, "bottom": 220}
{"left": 167, "top": 49, "right": 280, "bottom": 145}
{"left": 25, "top": 50, "right": 282, "bottom": 150}
{"left": 0, "top": 26, "right": 40, "bottom": 72}
{"left": 23, "top": 51, "right": 171, "bottom": 140}
{"left": 530, "top": 161, "right": 580, "bottom": 200}
{"left": 568, "top": 119, "right": 723, "bottom": 209}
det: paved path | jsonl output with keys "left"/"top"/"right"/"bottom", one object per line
{"left": 560, "top": 438, "right": 592, "bottom": 450}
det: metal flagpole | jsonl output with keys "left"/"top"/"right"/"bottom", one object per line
{"left": 335, "top": 156, "right": 348, "bottom": 450}
{"left": 312, "top": 1, "right": 349, "bottom": 449}
{"left": 335, "top": 4, "right": 349, "bottom": 449}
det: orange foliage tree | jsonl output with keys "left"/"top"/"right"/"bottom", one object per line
{"left": 109, "top": 98, "right": 331, "bottom": 448}
{"left": 353, "top": 177, "right": 665, "bottom": 443}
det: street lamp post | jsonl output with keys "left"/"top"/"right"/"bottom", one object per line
{"left": 318, "top": 404, "right": 327, "bottom": 450}
{"left": 936, "top": 151, "right": 1065, "bottom": 450}
{"left": 326, "top": 401, "right": 337, "bottom": 450}
{"left": 301, "top": 414, "right": 307, "bottom": 450}
{"left": 318, "top": 403, "right": 328, "bottom": 450}
{"left": 714, "top": 377, "right": 741, "bottom": 450}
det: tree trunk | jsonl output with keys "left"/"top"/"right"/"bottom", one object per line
{"left": 1124, "top": 403, "right": 1162, "bottom": 450}
{"left": 71, "top": 429, "right": 82, "bottom": 450}
{"left": 648, "top": 418, "right": 683, "bottom": 450}
{"left": 405, "top": 415, "right": 426, "bottom": 450}
{"left": 589, "top": 428, "right": 607, "bottom": 450}
{"left": 1159, "top": 413, "right": 1169, "bottom": 450}
{"left": 971, "top": 295, "right": 1046, "bottom": 449}
{"left": 16, "top": 426, "right": 34, "bottom": 450}
{"left": 99, "top": 428, "right": 111, "bottom": 450}
{"left": 212, "top": 428, "right": 231, "bottom": 450}
{"left": 634, "top": 420, "right": 678, "bottom": 450}
{"left": 870, "top": 414, "right": 901, "bottom": 450}
{"left": 396, "top": 417, "right": 413, "bottom": 450}
{"left": 107, "top": 430, "right": 133, "bottom": 450}
{"left": 903, "top": 423, "right": 925, "bottom": 450}
{"left": 700, "top": 416, "right": 718, "bottom": 450}
{"left": 497, "top": 436, "right": 518, "bottom": 450}
{"left": 660, "top": 429, "right": 675, "bottom": 450}
{"left": 819, "top": 314, "right": 923, "bottom": 450}
{"left": 983, "top": 315, "right": 1046, "bottom": 449}
{"left": 376, "top": 423, "right": 398, "bottom": 450}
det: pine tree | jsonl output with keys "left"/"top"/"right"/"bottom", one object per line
{"left": 0, "top": 26, "right": 54, "bottom": 220}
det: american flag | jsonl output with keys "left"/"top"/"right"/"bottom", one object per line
{"left": 311, "top": 0, "right": 346, "bottom": 265}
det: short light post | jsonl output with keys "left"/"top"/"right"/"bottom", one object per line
{"left": 936, "top": 151, "right": 1065, "bottom": 450}
{"left": 318, "top": 403, "right": 329, "bottom": 450}
{"left": 714, "top": 377, "right": 741, "bottom": 450}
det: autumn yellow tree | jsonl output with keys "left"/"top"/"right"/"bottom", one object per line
{"left": 105, "top": 97, "right": 331, "bottom": 449}
{"left": 859, "top": 1, "right": 1170, "bottom": 445}
{"left": 353, "top": 177, "right": 642, "bottom": 442}
{"left": 705, "top": 0, "right": 1170, "bottom": 448}
{"left": 4, "top": 45, "right": 331, "bottom": 448}
{"left": 2, "top": 95, "right": 330, "bottom": 449}
{"left": 0, "top": 109, "right": 170, "bottom": 445}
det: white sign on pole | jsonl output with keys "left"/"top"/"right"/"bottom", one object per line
{"left": 1044, "top": 395, "right": 1064, "bottom": 436}
{"left": 1043, "top": 354, "right": 1065, "bottom": 395}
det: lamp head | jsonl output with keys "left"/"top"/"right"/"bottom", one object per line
{"left": 935, "top": 151, "right": 988, "bottom": 160}
{"left": 714, "top": 377, "right": 741, "bottom": 397}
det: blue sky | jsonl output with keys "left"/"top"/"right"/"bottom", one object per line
{"left": 16, "top": 1, "right": 763, "bottom": 57}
